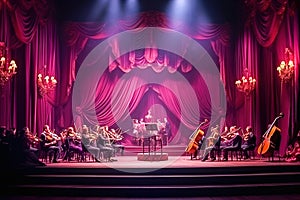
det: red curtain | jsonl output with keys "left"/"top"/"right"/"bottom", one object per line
{"left": 0, "top": 0, "right": 299, "bottom": 150}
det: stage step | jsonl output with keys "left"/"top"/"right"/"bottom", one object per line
{"left": 4, "top": 165, "right": 300, "bottom": 198}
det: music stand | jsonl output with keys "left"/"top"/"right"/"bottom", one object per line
{"left": 145, "top": 123, "right": 158, "bottom": 131}
{"left": 142, "top": 123, "right": 162, "bottom": 155}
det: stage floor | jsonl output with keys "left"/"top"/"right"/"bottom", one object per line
{"left": 40, "top": 155, "right": 300, "bottom": 169}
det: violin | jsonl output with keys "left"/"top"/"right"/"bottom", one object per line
{"left": 67, "top": 131, "right": 81, "bottom": 143}
{"left": 46, "top": 134, "right": 55, "bottom": 142}
{"left": 26, "top": 132, "right": 40, "bottom": 144}
{"left": 45, "top": 130, "right": 61, "bottom": 145}
{"left": 205, "top": 125, "right": 220, "bottom": 148}
{"left": 243, "top": 132, "right": 250, "bottom": 141}
{"left": 221, "top": 127, "right": 241, "bottom": 143}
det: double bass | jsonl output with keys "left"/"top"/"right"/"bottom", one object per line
{"left": 185, "top": 119, "right": 208, "bottom": 154}
{"left": 257, "top": 113, "right": 284, "bottom": 156}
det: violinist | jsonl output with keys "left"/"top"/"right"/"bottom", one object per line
{"left": 63, "top": 127, "right": 84, "bottom": 162}
{"left": 24, "top": 127, "right": 40, "bottom": 157}
{"left": 220, "top": 126, "right": 242, "bottom": 161}
{"left": 201, "top": 125, "right": 220, "bottom": 161}
{"left": 110, "top": 128, "right": 125, "bottom": 156}
{"left": 80, "top": 125, "right": 101, "bottom": 162}
{"left": 40, "top": 125, "right": 60, "bottom": 163}
{"left": 241, "top": 126, "right": 256, "bottom": 159}
{"left": 26, "top": 130, "right": 40, "bottom": 148}
{"left": 221, "top": 126, "right": 239, "bottom": 145}
{"left": 96, "top": 125, "right": 117, "bottom": 162}
{"left": 220, "top": 126, "right": 229, "bottom": 137}
{"left": 12, "top": 128, "right": 46, "bottom": 167}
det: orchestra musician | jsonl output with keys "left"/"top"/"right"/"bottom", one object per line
{"left": 220, "top": 126, "right": 240, "bottom": 145}
{"left": 40, "top": 125, "right": 60, "bottom": 163}
{"left": 220, "top": 126, "right": 242, "bottom": 161}
{"left": 201, "top": 125, "right": 220, "bottom": 161}
{"left": 220, "top": 126, "right": 229, "bottom": 137}
{"left": 24, "top": 127, "right": 40, "bottom": 157}
{"left": 241, "top": 126, "right": 256, "bottom": 159}
{"left": 96, "top": 125, "right": 117, "bottom": 162}
{"left": 12, "top": 127, "right": 46, "bottom": 167}
{"left": 80, "top": 125, "right": 101, "bottom": 162}
{"left": 110, "top": 128, "right": 125, "bottom": 156}
{"left": 63, "top": 127, "right": 84, "bottom": 162}
{"left": 285, "top": 130, "right": 300, "bottom": 162}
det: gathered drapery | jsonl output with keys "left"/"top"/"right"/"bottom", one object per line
{"left": 0, "top": 0, "right": 298, "bottom": 149}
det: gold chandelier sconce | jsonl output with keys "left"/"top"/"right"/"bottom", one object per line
{"left": 0, "top": 42, "right": 17, "bottom": 86}
{"left": 235, "top": 68, "right": 256, "bottom": 96}
{"left": 277, "top": 48, "right": 294, "bottom": 83}
{"left": 37, "top": 65, "right": 57, "bottom": 97}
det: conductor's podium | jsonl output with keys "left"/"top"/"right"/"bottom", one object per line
{"left": 137, "top": 123, "right": 168, "bottom": 161}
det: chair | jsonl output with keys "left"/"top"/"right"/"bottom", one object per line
{"left": 82, "top": 146, "right": 96, "bottom": 162}
{"left": 246, "top": 147, "right": 256, "bottom": 160}
{"left": 63, "top": 138, "right": 84, "bottom": 162}
{"left": 113, "top": 144, "right": 125, "bottom": 156}
{"left": 205, "top": 137, "right": 221, "bottom": 161}
{"left": 39, "top": 143, "right": 52, "bottom": 163}
{"left": 267, "top": 132, "right": 282, "bottom": 162}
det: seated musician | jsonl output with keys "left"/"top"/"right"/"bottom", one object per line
{"left": 220, "top": 126, "right": 242, "bottom": 161}
{"left": 40, "top": 125, "right": 60, "bottom": 163}
{"left": 96, "top": 126, "right": 117, "bottom": 162}
{"left": 24, "top": 127, "right": 40, "bottom": 158}
{"left": 110, "top": 128, "right": 125, "bottom": 156}
{"left": 80, "top": 125, "right": 101, "bottom": 162}
{"left": 63, "top": 127, "right": 84, "bottom": 162}
{"left": 221, "top": 126, "right": 229, "bottom": 137}
{"left": 241, "top": 126, "right": 256, "bottom": 159}
{"left": 285, "top": 131, "right": 300, "bottom": 162}
{"left": 13, "top": 128, "right": 46, "bottom": 167}
{"left": 201, "top": 125, "right": 220, "bottom": 161}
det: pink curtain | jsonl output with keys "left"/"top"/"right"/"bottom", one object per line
{"left": 0, "top": 0, "right": 298, "bottom": 148}
{"left": 0, "top": 0, "right": 60, "bottom": 135}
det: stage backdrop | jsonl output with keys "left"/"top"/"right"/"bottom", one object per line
{"left": 0, "top": 0, "right": 299, "bottom": 154}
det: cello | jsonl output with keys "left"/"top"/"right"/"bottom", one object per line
{"left": 185, "top": 119, "right": 208, "bottom": 154}
{"left": 257, "top": 113, "right": 284, "bottom": 156}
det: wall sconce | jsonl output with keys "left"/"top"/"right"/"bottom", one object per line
{"left": 37, "top": 65, "right": 57, "bottom": 97}
{"left": 277, "top": 48, "right": 294, "bottom": 82}
{"left": 235, "top": 68, "right": 256, "bottom": 96}
{"left": 0, "top": 42, "right": 17, "bottom": 86}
